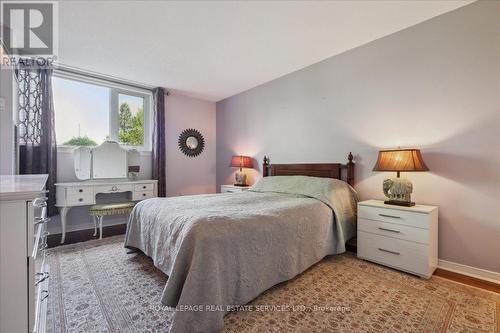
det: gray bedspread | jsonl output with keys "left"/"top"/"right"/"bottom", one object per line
{"left": 124, "top": 176, "right": 357, "bottom": 333}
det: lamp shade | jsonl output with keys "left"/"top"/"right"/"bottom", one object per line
{"left": 373, "top": 149, "right": 429, "bottom": 172}
{"left": 229, "top": 155, "right": 254, "bottom": 169}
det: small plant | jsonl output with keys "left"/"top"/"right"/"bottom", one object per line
{"left": 63, "top": 136, "right": 97, "bottom": 146}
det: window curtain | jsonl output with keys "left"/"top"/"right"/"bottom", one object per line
{"left": 16, "top": 64, "right": 58, "bottom": 216}
{"left": 152, "top": 87, "right": 166, "bottom": 197}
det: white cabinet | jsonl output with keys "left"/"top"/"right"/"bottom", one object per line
{"left": 220, "top": 185, "right": 250, "bottom": 193}
{"left": 0, "top": 174, "right": 49, "bottom": 333}
{"left": 357, "top": 200, "right": 438, "bottom": 279}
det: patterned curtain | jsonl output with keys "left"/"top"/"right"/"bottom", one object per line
{"left": 16, "top": 64, "right": 58, "bottom": 216}
{"left": 152, "top": 88, "right": 166, "bottom": 197}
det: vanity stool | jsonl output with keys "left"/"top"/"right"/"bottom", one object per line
{"left": 89, "top": 202, "right": 136, "bottom": 239}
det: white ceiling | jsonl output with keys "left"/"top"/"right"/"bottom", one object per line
{"left": 58, "top": 1, "right": 472, "bottom": 101}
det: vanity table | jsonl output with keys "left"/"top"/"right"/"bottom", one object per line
{"left": 55, "top": 141, "right": 158, "bottom": 243}
{"left": 55, "top": 179, "right": 157, "bottom": 243}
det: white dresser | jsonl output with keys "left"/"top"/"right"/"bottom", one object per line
{"left": 220, "top": 184, "right": 250, "bottom": 193}
{"left": 0, "top": 174, "right": 49, "bottom": 333}
{"left": 357, "top": 200, "right": 438, "bottom": 279}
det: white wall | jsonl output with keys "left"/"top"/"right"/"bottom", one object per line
{"left": 216, "top": 2, "right": 500, "bottom": 273}
{"left": 48, "top": 93, "right": 216, "bottom": 235}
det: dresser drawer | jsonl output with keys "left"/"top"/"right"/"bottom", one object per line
{"left": 134, "top": 183, "right": 154, "bottom": 191}
{"left": 358, "top": 205, "right": 430, "bottom": 229}
{"left": 358, "top": 218, "right": 429, "bottom": 244}
{"left": 133, "top": 190, "right": 155, "bottom": 201}
{"left": 32, "top": 223, "right": 48, "bottom": 260}
{"left": 67, "top": 186, "right": 93, "bottom": 196}
{"left": 93, "top": 184, "right": 133, "bottom": 194}
{"left": 358, "top": 231, "right": 430, "bottom": 277}
{"left": 66, "top": 193, "right": 94, "bottom": 206}
{"left": 32, "top": 258, "right": 49, "bottom": 333}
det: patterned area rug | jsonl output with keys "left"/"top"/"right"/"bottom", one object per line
{"left": 47, "top": 236, "right": 499, "bottom": 333}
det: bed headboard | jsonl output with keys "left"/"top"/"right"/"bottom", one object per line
{"left": 262, "top": 152, "right": 355, "bottom": 186}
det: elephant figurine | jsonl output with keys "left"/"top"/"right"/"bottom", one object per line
{"left": 383, "top": 177, "right": 413, "bottom": 203}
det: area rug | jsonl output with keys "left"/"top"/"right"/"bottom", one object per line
{"left": 46, "top": 236, "right": 499, "bottom": 333}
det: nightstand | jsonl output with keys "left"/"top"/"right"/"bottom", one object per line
{"left": 357, "top": 200, "right": 438, "bottom": 279}
{"left": 220, "top": 184, "right": 250, "bottom": 193}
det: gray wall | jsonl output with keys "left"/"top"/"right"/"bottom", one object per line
{"left": 217, "top": 1, "right": 500, "bottom": 273}
{"left": 166, "top": 93, "right": 216, "bottom": 197}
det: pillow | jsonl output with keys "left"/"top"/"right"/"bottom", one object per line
{"left": 249, "top": 175, "right": 357, "bottom": 211}
{"left": 250, "top": 175, "right": 358, "bottom": 252}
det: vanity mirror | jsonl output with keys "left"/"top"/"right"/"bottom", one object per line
{"left": 127, "top": 148, "right": 141, "bottom": 180}
{"left": 70, "top": 141, "right": 140, "bottom": 180}
{"left": 73, "top": 146, "right": 92, "bottom": 180}
{"left": 92, "top": 141, "right": 128, "bottom": 179}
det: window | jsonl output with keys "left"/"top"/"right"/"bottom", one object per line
{"left": 117, "top": 93, "right": 145, "bottom": 146}
{"left": 53, "top": 73, "right": 152, "bottom": 150}
{"left": 53, "top": 77, "right": 110, "bottom": 146}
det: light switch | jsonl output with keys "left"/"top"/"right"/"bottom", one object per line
{"left": 0, "top": 97, "right": 5, "bottom": 112}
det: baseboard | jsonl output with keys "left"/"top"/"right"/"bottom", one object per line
{"left": 437, "top": 259, "right": 500, "bottom": 285}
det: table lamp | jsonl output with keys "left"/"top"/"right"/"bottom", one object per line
{"left": 229, "top": 155, "right": 254, "bottom": 186}
{"left": 372, "top": 149, "right": 429, "bottom": 206}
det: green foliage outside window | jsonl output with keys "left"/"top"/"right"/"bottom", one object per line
{"left": 119, "top": 102, "right": 144, "bottom": 146}
{"left": 63, "top": 136, "right": 97, "bottom": 146}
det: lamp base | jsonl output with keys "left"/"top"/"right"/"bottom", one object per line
{"left": 234, "top": 171, "right": 247, "bottom": 186}
{"left": 384, "top": 200, "right": 415, "bottom": 207}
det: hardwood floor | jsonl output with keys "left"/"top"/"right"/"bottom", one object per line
{"left": 434, "top": 268, "right": 500, "bottom": 294}
{"left": 47, "top": 224, "right": 127, "bottom": 248}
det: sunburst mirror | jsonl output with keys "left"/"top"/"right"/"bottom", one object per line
{"left": 178, "top": 128, "right": 205, "bottom": 157}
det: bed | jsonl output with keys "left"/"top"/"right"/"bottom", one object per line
{"left": 124, "top": 154, "right": 357, "bottom": 333}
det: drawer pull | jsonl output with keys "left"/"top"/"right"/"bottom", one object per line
{"left": 35, "top": 272, "right": 50, "bottom": 286}
{"left": 34, "top": 217, "right": 50, "bottom": 225}
{"left": 143, "top": 185, "right": 146, "bottom": 189}
{"left": 378, "top": 227, "right": 401, "bottom": 233}
{"left": 33, "top": 197, "right": 48, "bottom": 207}
{"left": 79, "top": 189, "right": 83, "bottom": 193}
{"left": 379, "top": 214, "right": 401, "bottom": 219}
{"left": 41, "top": 290, "right": 49, "bottom": 302}
{"left": 78, "top": 198, "right": 84, "bottom": 202}
{"left": 378, "top": 248, "right": 400, "bottom": 255}
{"left": 112, "top": 186, "right": 118, "bottom": 191}
{"left": 142, "top": 193, "right": 146, "bottom": 197}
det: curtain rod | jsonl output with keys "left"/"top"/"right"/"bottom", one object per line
{"left": 54, "top": 63, "right": 170, "bottom": 95}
